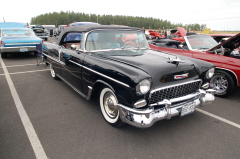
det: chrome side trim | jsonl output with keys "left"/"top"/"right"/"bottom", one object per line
{"left": 56, "top": 74, "right": 92, "bottom": 100}
{"left": 87, "top": 86, "right": 93, "bottom": 100}
{"left": 69, "top": 60, "right": 130, "bottom": 88}
{"left": 5, "top": 43, "right": 41, "bottom": 45}
{"left": 43, "top": 53, "right": 65, "bottom": 65}
{"left": 216, "top": 67, "right": 239, "bottom": 86}
{"left": 1, "top": 46, "right": 36, "bottom": 48}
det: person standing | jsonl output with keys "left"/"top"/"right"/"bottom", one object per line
{"left": 166, "top": 29, "right": 171, "bottom": 39}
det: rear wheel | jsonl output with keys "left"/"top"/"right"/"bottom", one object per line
{"left": 99, "top": 87, "right": 125, "bottom": 127}
{"left": 1, "top": 53, "right": 7, "bottom": 58}
{"left": 50, "top": 64, "right": 59, "bottom": 80}
{"left": 210, "top": 70, "right": 236, "bottom": 97}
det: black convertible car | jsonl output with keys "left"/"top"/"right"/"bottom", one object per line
{"left": 42, "top": 25, "right": 215, "bottom": 128}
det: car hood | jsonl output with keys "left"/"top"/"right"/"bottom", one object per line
{"left": 208, "top": 32, "right": 240, "bottom": 52}
{"left": 104, "top": 49, "right": 201, "bottom": 88}
{"left": 176, "top": 27, "right": 187, "bottom": 37}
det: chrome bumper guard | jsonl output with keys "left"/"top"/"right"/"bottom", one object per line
{"left": 0, "top": 46, "right": 36, "bottom": 53}
{"left": 118, "top": 89, "right": 215, "bottom": 128}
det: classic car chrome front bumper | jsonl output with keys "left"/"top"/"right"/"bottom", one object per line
{"left": 0, "top": 46, "right": 37, "bottom": 53}
{"left": 118, "top": 89, "right": 215, "bottom": 128}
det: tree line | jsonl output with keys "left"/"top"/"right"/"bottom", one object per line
{"left": 30, "top": 11, "right": 207, "bottom": 31}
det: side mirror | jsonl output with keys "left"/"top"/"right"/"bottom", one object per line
{"left": 179, "top": 44, "right": 183, "bottom": 49}
{"left": 70, "top": 44, "right": 77, "bottom": 50}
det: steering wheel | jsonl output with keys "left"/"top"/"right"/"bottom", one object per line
{"left": 214, "top": 46, "right": 225, "bottom": 55}
{"left": 122, "top": 39, "right": 139, "bottom": 48}
{"left": 122, "top": 39, "right": 133, "bottom": 46}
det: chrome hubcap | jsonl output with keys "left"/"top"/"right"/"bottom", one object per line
{"left": 103, "top": 92, "right": 118, "bottom": 118}
{"left": 210, "top": 74, "right": 228, "bottom": 94}
{"left": 50, "top": 65, "right": 55, "bottom": 77}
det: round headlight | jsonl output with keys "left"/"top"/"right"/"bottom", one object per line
{"left": 206, "top": 67, "right": 215, "bottom": 79}
{"left": 136, "top": 79, "right": 151, "bottom": 95}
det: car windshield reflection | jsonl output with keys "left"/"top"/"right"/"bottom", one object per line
{"left": 2, "top": 29, "right": 36, "bottom": 37}
{"left": 185, "top": 35, "right": 218, "bottom": 50}
{"left": 85, "top": 30, "right": 149, "bottom": 52}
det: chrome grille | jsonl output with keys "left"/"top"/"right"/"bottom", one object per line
{"left": 149, "top": 80, "right": 202, "bottom": 105}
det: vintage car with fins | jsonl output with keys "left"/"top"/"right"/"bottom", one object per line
{"left": 149, "top": 27, "right": 240, "bottom": 97}
{"left": 0, "top": 23, "right": 43, "bottom": 58}
{"left": 42, "top": 25, "right": 215, "bottom": 128}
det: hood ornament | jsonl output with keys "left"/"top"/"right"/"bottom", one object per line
{"left": 167, "top": 56, "right": 185, "bottom": 65}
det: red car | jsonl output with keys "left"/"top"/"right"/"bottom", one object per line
{"left": 210, "top": 34, "right": 235, "bottom": 43}
{"left": 148, "top": 30, "right": 162, "bottom": 39}
{"left": 170, "top": 28, "right": 186, "bottom": 42}
{"left": 149, "top": 29, "right": 240, "bottom": 97}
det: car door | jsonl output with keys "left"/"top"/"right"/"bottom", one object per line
{"left": 59, "top": 32, "right": 85, "bottom": 93}
{"left": 43, "top": 42, "right": 63, "bottom": 76}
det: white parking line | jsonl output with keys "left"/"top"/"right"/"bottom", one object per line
{"left": 0, "top": 63, "right": 37, "bottom": 68}
{"left": 0, "top": 69, "right": 50, "bottom": 76}
{"left": 0, "top": 57, "right": 48, "bottom": 159}
{"left": 196, "top": 108, "right": 240, "bottom": 129}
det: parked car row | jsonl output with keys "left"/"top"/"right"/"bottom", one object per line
{"left": 149, "top": 27, "right": 240, "bottom": 97}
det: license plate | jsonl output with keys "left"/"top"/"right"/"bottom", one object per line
{"left": 181, "top": 101, "right": 196, "bottom": 116}
{"left": 20, "top": 48, "right": 28, "bottom": 52}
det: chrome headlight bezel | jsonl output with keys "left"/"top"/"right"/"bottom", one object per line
{"left": 136, "top": 79, "right": 151, "bottom": 95}
{"left": 206, "top": 67, "right": 215, "bottom": 79}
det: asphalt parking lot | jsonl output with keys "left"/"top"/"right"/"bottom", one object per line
{"left": 0, "top": 37, "right": 240, "bottom": 159}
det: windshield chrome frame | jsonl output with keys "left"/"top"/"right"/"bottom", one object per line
{"left": 184, "top": 34, "right": 218, "bottom": 51}
{"left": 82, "top": 29, "right": 149, "bottom": 52}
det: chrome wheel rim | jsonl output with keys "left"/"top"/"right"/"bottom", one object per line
{"left": 210, "top": 74, "right": 228, "bottom": 94}
{"left": 103, "top": 91, "right": 118, "bottom": 118}
{"left": 50, "top": 65, "right": 55, "bottom": 77}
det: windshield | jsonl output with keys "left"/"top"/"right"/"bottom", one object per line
{"left": 85, "top": 30, "right": 149, "bottom": 52}
{"left": 185, "top": 35, "right": 218, "bottom": 50}
{"left": 2, "top": 29, "right": 36, "bottom": 37}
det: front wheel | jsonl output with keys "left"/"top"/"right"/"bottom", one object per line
{"left": 99, "top": 87, "right": 125, "bottom": 127}
{"left": 210, "top": 70, "right": 237, "bottom": 97}
{"left": 50, "top": 64, "right": 59, "bottom": 80}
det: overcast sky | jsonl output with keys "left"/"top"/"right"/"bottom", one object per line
{"left": 1, "top": 0, "right": 240, "bottom": 31}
